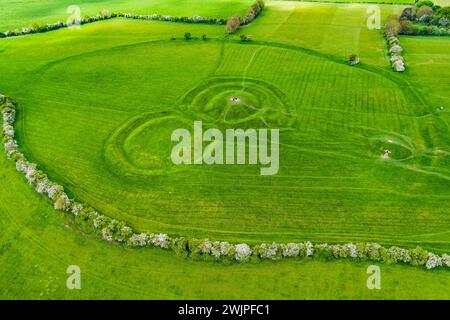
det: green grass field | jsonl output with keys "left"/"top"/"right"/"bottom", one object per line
{"left": 280, "top": 0, "right": 413, "bottom": 4}
{"left": 0, "top": 0, "right": 449, "bottom": 299}
{"left": 0, "top": 0, "right": 254, "bottom": 30}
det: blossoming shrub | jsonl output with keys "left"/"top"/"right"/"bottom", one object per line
{"left": 117, "top": 12, "right": 226, "bottom": 25}
{"left": 188, "top": 238, "right": 237, "bottom": 260}
{"left": 1, "top": 95, "right": 449, "bottom": 269}
{"left": 2, "top": 1, "right": 266, "bottom": 39}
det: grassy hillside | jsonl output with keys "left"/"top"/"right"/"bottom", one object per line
{"left": 0, "top": 1, "right": 449, "bottom": 299}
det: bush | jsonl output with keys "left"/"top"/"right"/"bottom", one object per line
{"left": 437, "top": 6, "right": 450, "bottom": 19}
{"left": 390, "top": 44, "right": 403, "bottom": 53}
{"left": 246, "top": 0, "right": 265, "bottom": 23}
{"left": 254, "top": 242, "right": 281, "bottom": 260}
{"left": 410, "top": 247, "right": 429, "bottom": 266}
{"left": 348, "top": 54, "right": 360, "bottom": 65}
{"left": 417, "top": 6, "right": 434, "bottom": 19}
{"left": 4, "top": 96, "right": 450, "bottom": 269}
{"left": 170, "top": 237, "right": 189, "bottom": 256}
{"left": 400, "top": 7, "right": 415, "bottom": 21}
{"left": 70, "top": 202, "right": 83, "bottom": 216}
{"left": 387, "top": 246, "right": 412, "bottom": 263}
{"left": 128, "top": 233, "right": 149, "bottom": 247}
{"left": 439, "top": 16, "right": 450, "bottom": 27}
{"left": 314, "top": 244, "right": 334, "bottom": 260}
{"left": 426, "top": 253, "right": 443, "bottom": 269}
{"left": 442, "top": 254, "right": 450, "bottom": 267}
{"left": 419, "top": 14, "right": 432, "bottom": 23}
{"left": 184, "top": 32, "right": 192, "bottom": 40}
{"left": 148, "top": 233, "right": 170, "bottom": 248}
{"left": 416, "top": 0, "right": 434, "bottom": 9}
{"left": 226, "top": 15, "right": 242, "bottom": 33}
{"left": 429, "top": 16, "right": 440, "bottom": 25}
{"left": 393, "top": 59, "right": 405, "bottom": 72}
{"left": 280, "top": 243, "right": 300, "bottom": 257}
{"left": 99, "top": 9, "right": 111, "bottom": 18}
{"left": 116, "top": 225, "right": 133, "bottom": 242}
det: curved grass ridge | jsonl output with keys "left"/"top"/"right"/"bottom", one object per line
{"left": 1, "top": 94, "right": 449, "bottom": 269}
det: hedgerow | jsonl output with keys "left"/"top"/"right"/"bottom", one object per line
{"left": 1, "top": 94, "right": 449, "bottom": 269}
{"left": 0, "top": 2, "right": 266, "bottom": 38}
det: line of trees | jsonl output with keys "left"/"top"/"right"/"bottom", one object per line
{"left": 226, "top": 0, "right": 265, "bottom": 34}
{"left": 0, "top": 10, "right": 227, "bottom": 38}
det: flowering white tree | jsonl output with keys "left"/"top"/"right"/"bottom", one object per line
{"left": 255, "top": 243, "right": 280, "bottom": 260}
{"left": 390, "top": 44, "right": 403, "bottom": 53}
{"left": 426, "top": 253, "right": 443, "bottom": 269}
{"left": 345, "top": 243, "right": 358, "bottom": 258}
{"left": 281, "top": 243, "right": 300, "bottom": 257}
{"left": 46, "top": 183, "right": 64, "bottom": 200}
{"left": 442, "top": 254, "right": 450, "bottom": 268}
{"left": 70, "top": 202, "right": 84, "bottom": 216}
{"left": 148, "top": 233, "right": 170, "bottom": 248}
